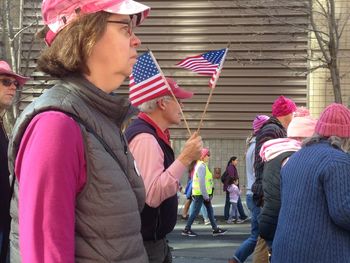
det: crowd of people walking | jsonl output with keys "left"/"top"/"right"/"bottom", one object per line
{"left": 228, "top": 98, "right": 350, "bottom": 263}
{"left": 0, "top": 0, "right": 349, "bottom": 263}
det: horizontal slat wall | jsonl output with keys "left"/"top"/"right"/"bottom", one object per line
{"left": 20, "top": 0, "right": 308, "bottom": 139}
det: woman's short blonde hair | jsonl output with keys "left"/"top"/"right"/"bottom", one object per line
{"left": 37, "top": 12, "right": 111, "bottom": 78}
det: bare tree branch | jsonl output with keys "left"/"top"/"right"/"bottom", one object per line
{"left": 308, "top": 64, "right": 329, "bottom": 73}
{"left": 12, "top": 22, "right": 36, "bottom": 41}
{"left": 315, "top": 0, "right": 329, "bottom": 18}
{"left": 309, "top": 0, "right": 331, "bottom": 63}
{"left": 338, "top": 13, "right": 350, "bottom": 39}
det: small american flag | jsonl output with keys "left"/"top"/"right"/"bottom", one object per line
{"left": 129, "top": 51, "right": 168, "bottom": 106}
{"left": 176, "top": 48, "right": 227, "bottom": 88}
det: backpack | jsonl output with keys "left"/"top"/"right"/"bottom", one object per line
{"left": 184, "top": 179, "right": 192, "bottom": 199}
{"left": 220, "top": 170, "right": 228, "bottom": 183}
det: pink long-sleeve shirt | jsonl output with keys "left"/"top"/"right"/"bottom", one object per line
{"left": 128, "top": 113, "right": 186, "bottom": 208}
{"left": 15, "top": 111, "right": 86, "bottom": 263}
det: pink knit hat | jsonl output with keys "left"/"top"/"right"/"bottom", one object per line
{"left": 253, "top": 115, "right": 270, "bottom": 133}
{"left": 200, "top": 148, "right": 210, "bottom": 159}
{"left": 315, "top": 103, "right": 350, "bottom": 138}
{"left": 287, "top": 116, "right": 317, "bottom": 138}
{"left": 294, "top": 106, "right": 310, "bottom": 117}
{"left": 272, "top": 96, "right": 297, "bottom": 117}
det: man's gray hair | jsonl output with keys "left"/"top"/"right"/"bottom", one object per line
{"left": 137, "top": 96, "right": 172, "bottom": 113}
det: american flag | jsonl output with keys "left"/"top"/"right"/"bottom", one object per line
{"left": 176, "top": 48, "right": 227, "bottom": 88}
{"left": 129, "top": 51, "right": 168, "bottom": 106}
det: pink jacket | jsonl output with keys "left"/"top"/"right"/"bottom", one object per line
{"left": 128, "top": 113, "right": 186, "bottom": 208}
{"left": 227, "top": 184, "right": 240, "bottom": 203}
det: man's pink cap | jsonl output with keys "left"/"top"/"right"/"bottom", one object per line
{"left": 157, "top": 78, "right": 193, "bottom": 100}
{"left": 272, "top": 95, "right": 297, "bottom": 117}
{"left": 42, "top": 0, "right": 150, "bottom": 45}
{"left": 0, "top": 60, "right": 30, "bottom": 87}
{"left": 130, "top": 77, "right": 193, "bottom": 106}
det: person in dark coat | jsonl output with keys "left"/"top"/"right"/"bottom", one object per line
{"left": 258, "top": 113, "right": 317, "bottom": 246}
{"left": 228, "top": 115, "right": 269, "bottom": 263}
{"left": 0, "top": 60, "right": 29, "bottom": 263}
{"left": 223, "top": 156, "right": 247, "bottom": 221}
{"left": 252, "top": 95, "right": 297, "bottom": 207}
{"left": 250, "top": 95, "right": 296, "bottom": 262}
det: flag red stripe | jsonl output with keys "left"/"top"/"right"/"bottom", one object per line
{"left": 177, "top": 58, "right": 209, "bottom": 67}
{"left": 129, "top": 73, "right": 168, "bottom": 106}
{"left": 130, "top": 81, "right": 167, "bottom": 100}
{"left": 176, "top": 55, "right": 202, "bottom": 66}
{"left": 129, "top": 75, "right": 164, "bottom": 93}
{"left": 130, "top": 84, "right": 168, "bottom": 105}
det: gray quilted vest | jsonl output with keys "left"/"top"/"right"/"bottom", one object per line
{"left": 8, "top": 76, "right": 148, "bottom": 262}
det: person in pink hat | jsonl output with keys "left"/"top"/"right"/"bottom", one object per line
{"left": 272, "top": 103, "right": 350, "bottom": 263}
{"left": 229, "top": 114, "right": 269, "bottom": 263}
{"left": 180, "top": 148, "right": 227, "bottom": 237}
{"left": 257, "top": 112, "right": 317, "bottom": 249}
{"left": 253, "top": 96, "right": 297, "bottom": 207}
{"left": 0, "top": 60, "right": 29, "bottom": 263}
{"left": 124, "top": 77, "right": 202, "bottom": 262}
{"left": 7, "top": 1, "right": 153, "bottom": 262}
{"left": 0, "top": 61, "right": 29, "bottom": 110}
{"left": 249, "top": 96, "right": 296, "bottom": 263}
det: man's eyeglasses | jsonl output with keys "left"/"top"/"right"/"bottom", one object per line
{"left": 0, "top": 78, "right": 19, "bottom": 88}
{"left": 107, "top": 20, "right": 133, "bottom": 37}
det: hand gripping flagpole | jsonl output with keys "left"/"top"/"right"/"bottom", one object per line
{"left": 196, "top": 47, "right": 229, "bottom": 133}
{"left": 149, "top": 51, "right": 192, "bottom": 136}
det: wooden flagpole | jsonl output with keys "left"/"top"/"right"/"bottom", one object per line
{"left": 196, "top": 47, "right": 229, "bottom": 133}
{"left": 149, "top": 51, "right": 192, "bottom": 136}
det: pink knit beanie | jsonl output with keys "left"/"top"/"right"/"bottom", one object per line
{"left": 253, "top": 115, "right": 270, "bottom": 133}
{"left": 315, "top": 103, "right": 350, "bottom": 138}
{"left": 200, "top": 148, "right": 210, "bottom": 159}
{"left": 294, "top": 106, "right": 310, "bottom": 117}
{"left": 287, "top": 116, "right": 317, "bottom": 138}
{"left": 272, "top": 96, "right": 297, "bottom": 117}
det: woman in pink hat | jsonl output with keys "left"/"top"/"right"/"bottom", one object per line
{"left": 7, "top": 1, "right": 151, "bottom": 262}
{"left": 272, "top": 103, "right": 350, "bottom": 263}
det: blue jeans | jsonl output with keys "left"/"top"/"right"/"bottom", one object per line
{"left": 185, "top": 196, "right": 217, "bottom": 230}
{"left": 232, "top": 194, "right": 261, "bottom": 263}
{"left": 224, "top": 191, "right": 247, "bottom": 220}
{"left": 189, "top": 202, "right": 209, "bottom": 220}
{"left": 228, "top": 202, "right": 238, "bottom": 221}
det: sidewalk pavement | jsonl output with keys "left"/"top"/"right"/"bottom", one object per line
{"left": 173, "top": 193, "right": 253, "bottom": 263}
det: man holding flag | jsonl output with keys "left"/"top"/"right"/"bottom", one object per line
{"left": 125, "top": 52, "right": 202, "bottom": 263}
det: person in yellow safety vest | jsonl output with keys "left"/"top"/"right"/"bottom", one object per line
{"left": 182, "top": 148, "right": 227, "bottom": 237}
